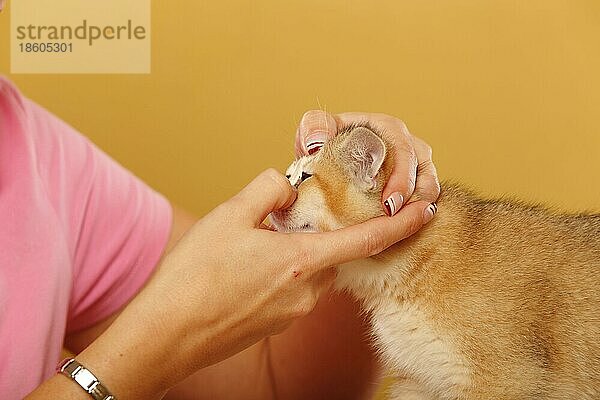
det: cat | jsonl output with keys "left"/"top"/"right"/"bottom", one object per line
{"left": 270, "top": 124, "right": 600, "bottom": 399}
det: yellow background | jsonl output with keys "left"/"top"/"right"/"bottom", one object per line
{"left": 2, "top": 1, "right": 600, "bottom": 215}
{"left": 1, "top": 1, "right": 600, "bottom": 397}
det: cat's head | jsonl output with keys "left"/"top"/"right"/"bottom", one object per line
{"left": 270, "top": 125, "right": 393, "bottom": 232}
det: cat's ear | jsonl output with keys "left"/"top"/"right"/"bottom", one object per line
{"left": 339, "top": 127, "right": 386, "bottom": 190}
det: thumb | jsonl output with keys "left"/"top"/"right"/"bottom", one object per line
{"left": 295, "top": 110, "right": 339, "bottom": 157}
{"left": 303, "top": 200, "right": 437, "bottom": 269}
{"left": 232, "top": 168, "right": 297, "bottom": 226}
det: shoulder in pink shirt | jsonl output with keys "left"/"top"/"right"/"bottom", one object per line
{"left": 0, "top": 77, "right": 172, "bottom": 398}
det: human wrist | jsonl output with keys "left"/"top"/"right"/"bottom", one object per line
{"left": 56, "top": 358, "right": 115, "bottom": 400}
{"left": 73, "top": 291, "right": 198, "bottom": 399}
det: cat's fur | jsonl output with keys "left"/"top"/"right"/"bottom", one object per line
{"left": 270, "top": 125, "right": 600, "bottom": 399}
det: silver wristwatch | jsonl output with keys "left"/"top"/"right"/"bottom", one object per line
{"left": 57, "top": 358, "right": 116, "bottom": 400}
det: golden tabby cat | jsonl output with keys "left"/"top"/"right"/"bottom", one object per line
{"left": 270, "top": 125, "right": 600, "bottom": 399}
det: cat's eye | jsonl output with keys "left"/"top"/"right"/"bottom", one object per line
{"left": 300, "top": 172, "right": 312, "bottom": 182}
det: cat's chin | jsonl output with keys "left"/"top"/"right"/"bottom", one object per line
{"left": 268, "top": 213, "right": 318, "bottom": 233}
{"left": 271, "top": 221, "right": 318, "bottom": 233}
{"left": 279, "top": 223, "right": 318, "bottom": 233}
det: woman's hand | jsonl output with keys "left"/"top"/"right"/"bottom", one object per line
{"left": 296, "top": 110, "right": 440, "bottom": 216}
{"left": 48, "top": 168, "right": 434, "bottom": 399}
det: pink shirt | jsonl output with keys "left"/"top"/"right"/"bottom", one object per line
{"left": 0, "top": 77, "right": 172, "bottom": 398}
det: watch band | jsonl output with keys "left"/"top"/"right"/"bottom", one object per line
{"left": 57, "top": 358, "right": 116, "bottom": 400}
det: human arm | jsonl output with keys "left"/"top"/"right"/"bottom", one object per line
{"left": 65, "top": 203, "right": 379, "bottom": 400}
{"left": 62, "top": 206, "right": 380, "bottom": 400}
{"left": 26, "top": 168, "right": 434, "bottom": 399}
{"left": 58, "top": 111, "right": 441, "bottom": 400}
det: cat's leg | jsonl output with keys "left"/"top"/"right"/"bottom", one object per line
{"left": 388, "top": 378, "right": 434, "bottom": 400}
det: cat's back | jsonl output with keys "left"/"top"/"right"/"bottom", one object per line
{"left": 410, "top": 184, "right": 600, "bottom": 398}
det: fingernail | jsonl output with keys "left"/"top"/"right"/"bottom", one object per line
{"left": 423, "top": 202, "right": 437, "bottom": 224}
{"left": 305, "top": 131, "right": 328, "bottom": 155}
{"left": 383, "top": 192, "right": 404, "bottom": 216}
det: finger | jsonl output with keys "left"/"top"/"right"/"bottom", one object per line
{"left": 410, "top": 137, "right": 441, "bottom": 204}
{"left": 295, "top": 110, "right": 338, "bottom": 157}
{"left": 301, "top": 200, "right": 437, "bottom": 269}
{"left": 375, "top": 119, "right": 418, "bottom": 215}
{"left": 232, "top": 168, "right": 297, "bottom": 226}
{"left": 380, "top": 135, "right": 418, "bottom": 216}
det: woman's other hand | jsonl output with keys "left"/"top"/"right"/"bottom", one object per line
{"left": 295, "top": 110, "right": 440, "bottom": 216}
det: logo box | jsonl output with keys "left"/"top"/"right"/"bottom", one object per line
{"left": 11, "top": 0, "right": 151, "bottom": 74}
